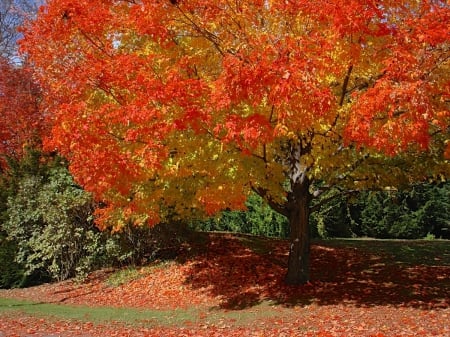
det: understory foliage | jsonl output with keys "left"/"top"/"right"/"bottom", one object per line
{"left": 350, "top": 183, "right": 450, "bottom": 239}
{"left": 1, "top": 150, "right": 101, "bottom": 282}
{"left": 0, "top": 150, "right": 190, "bottom": 288}
{"left": 191, "top": 194, "right": 289, "bottom": 238}
{"left": 0, "top": 232, "right": 26, "bottom": 288}
{"left": 194, "top": 183, "right": 450, "bottom": 240}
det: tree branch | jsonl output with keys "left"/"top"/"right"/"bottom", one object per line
{"left": 339, "top": 64, "right": 353, "bottom": 106}
{"left": 174, "top": 5, "right": 225, "bottom": 56}
{"left": 251, "top": 185, "right": 289, "bottom": 217}
{"left": 309, "top": 188, "right": 359, "bottom": 213}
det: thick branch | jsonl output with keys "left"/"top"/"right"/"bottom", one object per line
{"left": 339, "top": 64, "right": 353, "bottom": 106}
{"left": 251, "top": 185, "right": 289, "bottom": 217}
{"left": 309, "top": 189, "right": 359, "bottom": 213}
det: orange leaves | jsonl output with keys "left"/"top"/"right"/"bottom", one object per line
{"left": 213, "top": 52, "right": 271, "bottom": 109}
{"left": 211, "top": 32, "right": 335, "bottom": 139}
{"left": 213, "top": 114, "right": 273, "bottom": 151}
{"left": 21, "top": 0, "right": 450, "bottom": 230}
{"left": 214, "top": 34, "right": 332, "bottom": 110}
{"left": 344, "top": 2, "right": 450, "bottom": 156}
{"left": 276, "top": 0, "right": 393, "bottom": 39}
{"left": 196, "top": 185, "right": 248, "bottom": 216}
{"left": 405, "top": 0, "right": 450, "bottom": 47}
{"left": 345, "top": 80, "right": 435, "bottom": 154}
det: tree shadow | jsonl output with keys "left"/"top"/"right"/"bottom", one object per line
{"left": 38, "top": 269, "right": 115, "bottom": 304}
{"left": 182, "top": 235, "right": 450, "bottom": 310}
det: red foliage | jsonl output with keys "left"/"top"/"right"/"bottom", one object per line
{"left": 20, "top": 0, "right": 449, "bottom": 231}
{"left": 344, "top": 2, "right": 450, "bottom": 156}
{"left": 1, "top": 235, "right": 449, "bottom": 336}
{"left": 0, "top": 58, "right": 46, "bottom": 168}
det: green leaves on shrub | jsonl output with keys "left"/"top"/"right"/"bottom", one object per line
{"left": 0, "top": 232, "right": 27, "bottom": 288}
{"left": 3, "top": 164, "right": 102, "bottom": 281}
{"left": 350, "top": 183, "right": 450, "bottom": 239}
{"left": 191, "top": 193, "right": 289, "bottom": 238}
{"left": 0, "top": 150, "right": 106, "bottom": 283}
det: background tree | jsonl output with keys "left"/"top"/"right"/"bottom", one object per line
{"left": 22, "top": 0, "right": 449, "bottom": 284}
{"left": 191, "top": 193, "right": 289, "bottom": 238}
{"left": 0, "top": 0, "right": 41, "bottom": 63}
{"left": 0, "top": 0, "right": 45, "bottom": 169}
{"left": 0, "top": 58, "right": 46, "bottom": 169}
{"left": 350, "top": 182, "right": 450, "bottom": 239}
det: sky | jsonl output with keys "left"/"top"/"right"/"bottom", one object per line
{"left": 0, "top": 0, "right": 43, "bottom": 63}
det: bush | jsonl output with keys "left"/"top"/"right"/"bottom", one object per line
{"left": 0, "top": 151, "right": 108, "bottom": 282}
{"left": 106, "top": 221, "right": 189, "bottom": 266}
{"left": 191, "top": 193, "right": 289, "bottom": 238}
{"left": 3, "top": 164, "right": 104, "bottom": 281}
{"left": 0, "top": 232, "right": 26, "bottom": 288}
{"left": 349, "top": 183, "right": 450, "bottom": 239}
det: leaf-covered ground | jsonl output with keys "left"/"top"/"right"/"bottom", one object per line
{"left": 1, "top": 234, "right": 449, "bottom": 336}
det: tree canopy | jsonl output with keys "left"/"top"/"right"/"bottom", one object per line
{"left": 21, "top": 0, "right": 449, "bottom": 283}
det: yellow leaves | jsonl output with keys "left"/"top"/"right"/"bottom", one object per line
{"left": 23, "top": 0, "right": 450, "bottom": 230}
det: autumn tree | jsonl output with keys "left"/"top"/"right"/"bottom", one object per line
{"left": 0, "top": 0, "right": 24, "bottom": 61}
{"left": 0, "top": 1, "right": 44, "bottom": 169}
{"left": 21, "top": 0, "right": 449, "bottom": 284}
{"left": 0, "top": 58, "right": 46, "bottom": 169}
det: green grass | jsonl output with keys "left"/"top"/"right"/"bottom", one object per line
{"left": 0, "top": 297, "right": 287, "bottom": 328}
{"left": 236, "top": 234, "right": 450, "bottom": 267}
{"left": 0, "top": 297, "right": 199, "bottom": 327}
{"left": 321, "top": 238, "right": 450, "bottom": 266}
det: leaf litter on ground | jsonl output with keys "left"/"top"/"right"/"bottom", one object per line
{"left": 0, "top": 233, "right": 449, "bottom": 336}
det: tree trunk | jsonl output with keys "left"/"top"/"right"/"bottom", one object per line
{"left": 285, "top": 178, "right": 312, "bottom": 285}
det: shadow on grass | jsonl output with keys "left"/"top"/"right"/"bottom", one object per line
{"left": 182, "top": 234, "right": 450, "bottom": 310}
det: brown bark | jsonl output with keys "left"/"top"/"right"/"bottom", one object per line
{"left": 284, "top": 178, "right": 312, "bottom": 285}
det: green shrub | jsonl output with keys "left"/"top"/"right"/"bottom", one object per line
{"left": 349, "top": 183, "right": 450, "bottom": 239}
{"left": 0, "top": 233, "right": 26, "bottom": 288}
{"left": 191, "top": 193, "right": 289, "bottom": 238}
{"left": 4, "top": 165, "right": 102, "bottom": 281}
{"left": 424, "top": 232, "right": 436, "bottom": 240}
{"left": 1, "top": 151, "right": 107, "bottom": 283}
{"left": 106, "top": 221, "right": 188, "bottom": 267}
